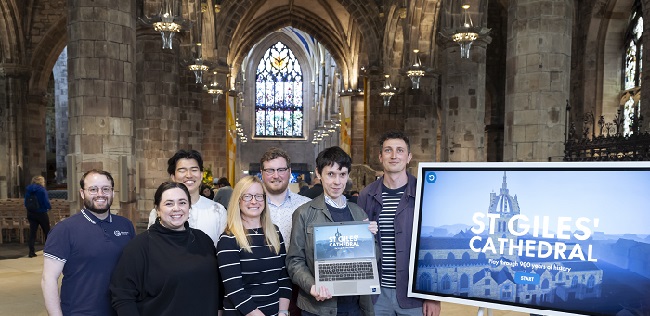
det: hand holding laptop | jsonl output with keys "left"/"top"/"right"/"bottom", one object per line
{"left": 310, "top": 284, "right": 332, "bottom": 301}
{"left": 363, "top": 219, "right": 378, "bottom": 234}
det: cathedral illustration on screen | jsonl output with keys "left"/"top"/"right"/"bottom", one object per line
{"left": 415, "top": 172, "right": 603, "bottom": 307}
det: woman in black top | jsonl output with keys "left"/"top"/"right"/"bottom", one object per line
{"left": 217, "top": 176, "right": 292, "bottom": 316}
{"left": 110, "top": 182, "right": 219, "bottom": 315}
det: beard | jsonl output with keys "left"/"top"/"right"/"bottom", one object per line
{"left": 83, "top": 196, "right": 112, "bottom": 214}
{"left": 265, "top": 180, "right": 288, "bottom": 195}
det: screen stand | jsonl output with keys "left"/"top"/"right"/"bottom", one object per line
{"left": 477, "top": 307, "right": 493, "bottom": 316}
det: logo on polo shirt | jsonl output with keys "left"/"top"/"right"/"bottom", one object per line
{"left": 114, "top": 230, "right": 130, "bottom": 237}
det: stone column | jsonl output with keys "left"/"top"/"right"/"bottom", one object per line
{"left": 0, "top": 64, "right": 30, "bottom": 197}
{"left": 134, "top": 26, "right": 181, "bottom": 229}
{"left": 503, "top": 0, "right": 572, "bottom": 162}
{"left": 67, "top": 0, "right": 137, "bottom": 220}
{"left": 405, "top": 73, "right": 440, "bottom": 168}
{"left": 440, "top": 37, "right": 490, "bottom": 162}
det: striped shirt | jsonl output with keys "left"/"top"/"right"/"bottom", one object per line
{"left": 379, "top": 184, "right": 405, "bottom": 288}
{"left": 217, "top": 226, "right": 292, "bottom": 316}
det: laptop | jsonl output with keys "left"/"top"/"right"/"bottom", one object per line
{"left": 313, "top": 221, "right": 381, "bottom": 296}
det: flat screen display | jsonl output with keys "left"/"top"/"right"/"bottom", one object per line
{"left": 408, "top": 162, "right": 650, "bottom": 316}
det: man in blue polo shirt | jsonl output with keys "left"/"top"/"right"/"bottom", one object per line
{"left": 42, "top": 169, "right": 135, "bottom": 316}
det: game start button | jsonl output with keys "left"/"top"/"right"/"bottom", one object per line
{"left": 514, "top": 272, "right": 540, "bottom": 285}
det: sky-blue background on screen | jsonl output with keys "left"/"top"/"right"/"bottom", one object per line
{"left": 420, "top": 170, "right": 649, "bottom": 235}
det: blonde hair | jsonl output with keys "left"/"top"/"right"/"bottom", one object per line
{"left": 226, "top": 176, "right": 281, "bottom": 254}
{"left": 32, "top": 176, "right": 45, "bottom": 187}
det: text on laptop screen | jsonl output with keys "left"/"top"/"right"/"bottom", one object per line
{"left": 408, "top": 162, "right": 650, "bottom": 316}
{"left": 314, "top": 223, "right": 375, "bottom": 261}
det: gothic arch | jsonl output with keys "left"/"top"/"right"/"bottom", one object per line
{"left": 582, "top": 0, "right": 635, "bottom": 121}
{"left": 242, "top": 32, "right": 316, "bottom": 140}
{"left": 0, "top": 0, "right": 26, "bottom": 63}
{"left": 216, "top": 0, "right": 381, "bottom": 66}
{"left": 29, "top": 17, "right": 67, "bottom": 95}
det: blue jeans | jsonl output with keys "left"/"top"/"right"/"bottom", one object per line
{"left": 374, "top": 287, "right": 422, "bottom": 316}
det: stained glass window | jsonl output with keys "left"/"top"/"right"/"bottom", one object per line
{"left": 255, "top": 42, "right": 304, "bottom": 137}
{"left": 624, "top": 1, "right": 643, "bottom": 90}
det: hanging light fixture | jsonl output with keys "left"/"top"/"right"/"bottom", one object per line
{"left": 152, "top": 0, "right": 183, "bottom": 49}
{"left": 206, "top": 71, "right": 224, "bottom": 103}
{"left": 406, "top": 49, "right": 425, "bottom": 89}
{"left": 379, "top": 75, "right": 397, "bottom": 107}
{"left": 188, "top": 43, "right": 209, "bottom": 83}
{"left": 452, "top": 4, "right": 479, "bottom": 58}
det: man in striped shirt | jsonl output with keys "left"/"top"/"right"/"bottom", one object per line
{"left": 358, "top": 131, "right": 441, "bottom": 316}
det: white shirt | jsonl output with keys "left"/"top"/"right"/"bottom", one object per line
{"left": 267, "top": 190, "right": 311, "bottom": 249}
{"left": 148, "top": 196, "right": 227, "bottom": 247}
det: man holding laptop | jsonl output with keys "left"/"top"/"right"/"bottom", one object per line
{"left": 287, "top": 146, "right": 378, "bottom": 316}
{"left": 358, "top": 131, "right": 441, "bottom": 316}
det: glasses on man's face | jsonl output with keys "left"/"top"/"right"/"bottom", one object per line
{"left": 85, "top": 186, "right": 113, "bottom": 195}
{"left": 240, "top": 194, "right": 265, "bottom": 202}
{"left": 262, "top": 167, "right": 289, "bottom": 176}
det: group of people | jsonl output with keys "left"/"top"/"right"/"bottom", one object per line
{"left": 35, "top": 130, "right": 442, "bottom": 316}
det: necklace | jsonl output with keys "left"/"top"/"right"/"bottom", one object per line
{"left": 251, "top": 227, "right": 260, "bottom": 234}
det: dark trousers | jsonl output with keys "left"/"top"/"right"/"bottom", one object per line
{"left": 289, "top": 283, "right": 301, "bottom": 316}
{"left": 27, "top": 212, "right": 50, "bottom": 253}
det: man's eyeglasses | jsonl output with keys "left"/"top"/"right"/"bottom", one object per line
{"left": 84, "top": 186, "right": 113, "bottom": 195}
{"left": 262, "top": 167, "right": 289, "bottom": 175}
{"left": 241, "top": 194, "right": 265, "bottom": 202}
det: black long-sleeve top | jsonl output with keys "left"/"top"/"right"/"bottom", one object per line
{"left": 110, "top": 221, "right": 219, "bottom": 316}
{"left": 217, "top": 225, "right": 292, "bottom": 315}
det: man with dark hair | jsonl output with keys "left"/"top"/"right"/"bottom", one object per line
{"left": 213, "top": 177, "right": 233, "bottom": 209}
{"left": 287, "top": 146, "right": 377, "bottom": 316}
{"left": 260, "top": 147, "right": 311, "bottom": 316}
{"left": 42, "top": 169, "right": 135, "bottom": 316}
{"left": 358, "top": 131, "right": 441, "bottom": 316}
{"left": 148, "top": 149, "right": 227, "bottom": 246}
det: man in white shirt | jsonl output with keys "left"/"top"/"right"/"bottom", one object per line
{"left": 148, "top": 149, "right": 226, "bottom": 247}
{"left": 260, "top": 147, "right": 311, "bottom": 316}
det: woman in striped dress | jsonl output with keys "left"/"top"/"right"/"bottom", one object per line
{"left": 217, "top": 176, "right": 292, "bottom": 316}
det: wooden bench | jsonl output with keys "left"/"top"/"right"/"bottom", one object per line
{"left": 0, "top": 198, "right": 71, "bottom": 244}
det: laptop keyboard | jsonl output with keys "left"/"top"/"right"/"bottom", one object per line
{"left": 318, "top": 262, "right": 375, "bottom": 281}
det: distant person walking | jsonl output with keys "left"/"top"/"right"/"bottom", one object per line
{"left": 213, "top": 177, "right": 233, "bottom": 209}
{"left": 24, "top": 175, "right": 51, "bottom": 258}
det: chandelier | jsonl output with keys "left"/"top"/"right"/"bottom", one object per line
{"left": 379, "top": 75, "right": 397, "bottom": 107}
{"left": 188, "top": 43, "right": 209, "bottom": 83}
{"left": 452, "top": 5, "right": 478, "bottom": 58}
{"left": 206, "top": 71, "right": 224, "bottom": 103}
{"left": 406, "top": 49, "right": 425, "bottom": 89}
{"left": 152, "top": 0, "right": 184, "bottom": 49}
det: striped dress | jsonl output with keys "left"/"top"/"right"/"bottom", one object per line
{"left": 217, "top": 225, "right": 292, "bottom": 315}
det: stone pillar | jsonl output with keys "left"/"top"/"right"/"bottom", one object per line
{"left": 134, "top": 26, "right": 181, "bottom": 229}
{"left": 440, "top": 38, "right": 490, "bottom": 162}
{"left": 503, "top": 0, "right": 572, "bottom": 162}
{"left": 405, "top": 73, "right": 439, "bottom": 169}
{"left": 0, "top": 64, "right": 30, "bottom": 197}
{"left": 67, "top": 0, "right": 137, "bottom": 220}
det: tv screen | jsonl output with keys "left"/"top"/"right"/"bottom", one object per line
{"left": 408, "top": 162, "right": 650, "bottom": 316}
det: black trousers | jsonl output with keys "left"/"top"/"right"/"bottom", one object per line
{"left": 27, "top": 211, "right": 50, "bottom": 253}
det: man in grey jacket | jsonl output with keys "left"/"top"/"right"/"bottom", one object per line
{"left": 287, "top": 146, "right": 377, "bottom": 316}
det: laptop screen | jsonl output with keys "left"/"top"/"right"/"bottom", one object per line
{"left": 314, "top": 222, "right": 375, "bottom": 261}
{"left": 408, "top": 162, "right": 650, "bottom": 316}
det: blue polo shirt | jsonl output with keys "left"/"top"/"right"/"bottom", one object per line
{"left": 44, "top": 209, "right": 135, "bottom": 316}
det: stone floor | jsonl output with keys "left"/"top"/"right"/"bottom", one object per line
{"left": 0, "top": 242, "right": 529, "bottom": 315}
